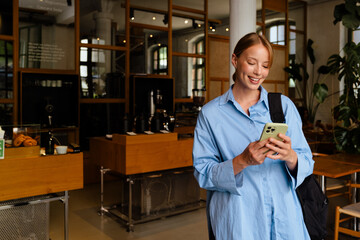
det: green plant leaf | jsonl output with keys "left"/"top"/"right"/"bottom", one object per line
{"left": 334, "top": 126, "right": 347, "bottom": 149}
{"left": 338, "top": 106, "right": 352, "bottom": 127}
{"left": 284, "top": 65, "right": 303, "bottom": 81}
{"left": 318, "top": 65, "right": 331, "bottom": 74}
{"left": 333, "top": 3, "right": 347, "bottom": 25}
{"left": 343, "top": 14, "right": 360, "bottom": 30}
{"left": 313, "top": 83, "right": 328, "bottom": 103}
{"left": 345, "top": 0, "right": 357, "bottom": 14}
{"left": 357, "top": 6, "right": 360, "bottom": 18}
{"left": 307, "top": 39, "right": 315, "bottom": 64}
{"left": 326, "top": 54, "right": 343, "bottom": 74}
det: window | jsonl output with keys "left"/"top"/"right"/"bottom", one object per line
{"left": 262, "top": 21, "right": 297, "bottom": 88}
{"left": 269, "top": 23, "right": 285, "bottom": 45}
{"left": 152, "top": 45, "right": 168, "bottom": 75}
{"left": 265, "top": 20, "right": 296, "bottom": 46}
{"left": 80, "top": 39, "right": 106, "bottom": 98}
{"left": 80, "top": 38, "right": 125, "bottom": 99}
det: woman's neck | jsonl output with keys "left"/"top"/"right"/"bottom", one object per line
{"left": 232, "top": 83, "right": 261, "bottom": 115}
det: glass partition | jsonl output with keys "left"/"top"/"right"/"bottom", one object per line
{"left": 0, "top": 104, "right": 13, "bottom": 124}
{"left": 173, "top": 55, "right": 205, "bottom": 99}
{"left": 172, "top": 16, "right": 205, "bottom": 53}
{"left": 80, "top": 103, "right": 125, "bottom": 149}
{"left": 131, "top": 0, "right": 168, "bottom": 12}
{"left": 0, "top": 40, "right": 13, "bottom": 99}
{"left": 80, "top": 0, "right": 126, "bottom": 47}
{"left": 130, "top": 26, "right": 168, "bottom": 74}
{"left": 19, "top": 0, "right": 75, "bottom": 70}
{"left": 131, "top": 9, "right": 168, "bottom": 29}
{"left": 0, "top": 1, "right": 13, "bottom": 35}
{"left": 289, "top": 1, "right": 305, "bottom": 32}
{"left": 172, "top": 0, "right": 204, "bottom": 11}
{"left": 264, "top": 10, "right": 286, "bottom": 46}
{"left": 80, "top": 47, "right": 125, "bottom": 98}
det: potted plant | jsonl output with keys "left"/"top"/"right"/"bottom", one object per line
{"left": 284, "top": 39, "right": 330, "bottom": 124}
{"left": 324, "top": 0, "right": 360, "bottom": 153}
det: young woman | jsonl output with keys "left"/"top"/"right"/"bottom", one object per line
{"left": 192, "top": 32, "right": 314, "bottom": 240}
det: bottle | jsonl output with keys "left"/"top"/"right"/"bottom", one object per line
{"left": 45, "top": 131, "right": 54, "bottom": 155}
{"left": 135, "top": 113, "right": 147, "bottom": 133}
{"left": 151, "top": 112, "right": 162, "bottom": 132}
{"left": 120, "top": 113, "right": 131, "bottom": 134}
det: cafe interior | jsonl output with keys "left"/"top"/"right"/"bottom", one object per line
{"left": 1, "top": 0, "right": 360, "bottom": 239}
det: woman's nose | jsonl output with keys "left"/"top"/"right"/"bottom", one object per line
{"left": 253, "top": 65, "right": 261, "bottom": 75}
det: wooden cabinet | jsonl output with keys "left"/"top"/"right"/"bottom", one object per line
{"left": 0, "top": 153, "right": 83, "bottom": 202}
{"left": 87, "top": 133, "right": 193, "bottom": 182}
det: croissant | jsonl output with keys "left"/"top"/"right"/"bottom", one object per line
{"left": 23, "top": 138, "right": 37, "bottom": 147}
{"left": 13, "top": 134, "right": 26, "bottom": 147}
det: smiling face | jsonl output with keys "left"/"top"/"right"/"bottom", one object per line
{"left": 232, "top": 43, "right": 270, "bottom": 91}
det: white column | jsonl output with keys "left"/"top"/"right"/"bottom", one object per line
{"left": 94, "top": 12, "right": 114, "bottom": 73}
{"left": 229, "top": 0, "right": 257, "bottom": 85}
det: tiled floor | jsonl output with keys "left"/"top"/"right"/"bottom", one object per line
{"left": 49, "top": 183, "right": 208, "bottom": 240}
{"left": 48, "top": 182, "right": 359, "bottom": 240}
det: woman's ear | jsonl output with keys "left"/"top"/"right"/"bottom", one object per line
{"left": 231, "top": 53, "right": 238, "bottom": 68}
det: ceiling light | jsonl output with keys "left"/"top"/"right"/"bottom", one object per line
{"left": 150, "top": 34, "right": 153, "bottom": 38}
{"left": 226, "top": 27, "right": 229, "bottom": 32}
{"left": 184, "top": 20, "right": 189, "bottom": 24}
{"left": 123, "top": 40, "right": 126, "bottom": 43}
{"left": 152, "top": 16, "right": 156, "bottom": 20}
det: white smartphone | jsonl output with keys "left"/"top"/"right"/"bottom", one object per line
{"left": 259, "top": 123, "right": 288, "bottom": 141}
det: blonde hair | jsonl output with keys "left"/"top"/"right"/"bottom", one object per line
{"left": 232, "top": 32, "right": 273, "bottom": 82}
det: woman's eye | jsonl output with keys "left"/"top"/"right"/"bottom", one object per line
{"left": 263, "top": 65, "right": 269, "bottom": 69}
{"left": 248, "top": 62, "right": 255, "bottom": 65}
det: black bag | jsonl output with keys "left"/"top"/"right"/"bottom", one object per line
{"left": 268, "top": 93, "right": 328, "bottom": 240}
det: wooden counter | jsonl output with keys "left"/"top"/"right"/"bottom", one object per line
{"left": 0, "top": 153, "right": 83, "bottom": 202}
{"left": 89, "top": 133, "right": 193, "bottom": 176}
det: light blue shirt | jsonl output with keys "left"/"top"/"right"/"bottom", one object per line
{"left": 193, "top": 86, "right": 314, "bottom": 240}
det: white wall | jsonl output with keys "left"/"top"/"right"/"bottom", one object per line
{"left": 307, "top": 0, "right": 344, "bottom": 125}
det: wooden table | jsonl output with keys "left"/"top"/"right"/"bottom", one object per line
{"left": 315, "top": 153, "right": 360, "bottom": 166}
{"left": 313, "top": 154, "right": 360, "bottom": 192}
{"left": 313, "top": 153, "right": 360, "bottom": 230}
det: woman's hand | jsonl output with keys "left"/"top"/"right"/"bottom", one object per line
{"left": 265, "top": 133, "right": 298, "bottom": 171}
{"left": 232, "top": 139, "right": 275, "bottom": 175}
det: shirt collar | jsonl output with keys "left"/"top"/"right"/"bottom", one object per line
{"left": 220, "top": 84, "right": 270, "bottom": 111}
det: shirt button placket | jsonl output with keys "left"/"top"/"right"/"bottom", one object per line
{"left": 249, "top": 119, "right": 257, "bottom": 142}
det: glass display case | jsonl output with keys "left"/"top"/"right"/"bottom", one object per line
{"left": 2, "top": 124, "right": 40, "bottom": 148}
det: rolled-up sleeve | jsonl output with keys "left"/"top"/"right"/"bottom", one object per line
{"left": 193, "top": 110, "right": 242, "bottom": 195}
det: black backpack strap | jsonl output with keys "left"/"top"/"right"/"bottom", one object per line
{"left": 268, "top": 92, "right": 285, "bottom": 123}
